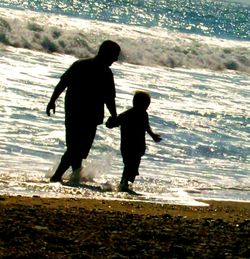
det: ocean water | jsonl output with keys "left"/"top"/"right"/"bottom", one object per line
{"left": 0, "top": 0, "right": 249, "bottom": 206}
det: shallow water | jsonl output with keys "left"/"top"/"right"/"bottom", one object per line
{"left": 0, "top": 46, "right": 249, "bottom": 205}
{"left": 0, "top": 0, "right": 249, "bottom": 205}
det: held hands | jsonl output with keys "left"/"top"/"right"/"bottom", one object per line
{"left": 46, "top": 102, "right": 56, "bottom": 116}
{"left": 105, "top": 116, "right": 118, "bottom": 128}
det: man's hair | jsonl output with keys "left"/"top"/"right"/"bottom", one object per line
{"left": 98, "top": 40, "right": 121, "bottom": 57}
{"left": 133, "top": 91, "right": 151, "bottom": 109}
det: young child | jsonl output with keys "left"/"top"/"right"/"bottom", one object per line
{"left": 106, "top": 90, "right": 161, "bottom": 192}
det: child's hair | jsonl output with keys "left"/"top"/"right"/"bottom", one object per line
{"left": 133, "top": 91, "right": 151, "bottom": 110}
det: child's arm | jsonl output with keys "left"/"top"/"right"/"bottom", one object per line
{"left": 147, "top": 126, "right": 162, "bottom": 143}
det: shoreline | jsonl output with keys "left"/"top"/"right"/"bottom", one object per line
{"left": 1, "top": 194, "right": 250, "bottom": 220}
{"left": 1, "top": 195, "right": 250, "bottom": 258}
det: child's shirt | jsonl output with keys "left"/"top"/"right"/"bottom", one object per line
{"left": 115, "top": 107, "right": 150, "bottom": 157}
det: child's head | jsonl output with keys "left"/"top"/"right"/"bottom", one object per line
{"left": 133, "top": 91, "right": 151, "bottom": 111}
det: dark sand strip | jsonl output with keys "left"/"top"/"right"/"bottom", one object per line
{"left": 1, "top": 195, "right": 249, "bottom": 258}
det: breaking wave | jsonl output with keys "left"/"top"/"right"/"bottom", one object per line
{"left": 0, "top": 8, "right": 249, "bottom": 73}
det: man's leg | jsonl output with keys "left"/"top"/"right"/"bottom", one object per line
{"left": 50, "top": 150, "right": 71, "bottom": 182}
{"left": 69, "top": 125, "right": 97, "bottom": 182}
{"left": 69, "top": 156, "right": 83, "bottom": 183}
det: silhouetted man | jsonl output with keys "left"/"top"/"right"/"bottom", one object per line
{"left": 46, "top": 40, "right": 121, "bottom": 182}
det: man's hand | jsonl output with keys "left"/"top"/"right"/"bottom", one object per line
{"left": 46, "top": 102, "right": 56, "bottom": 116}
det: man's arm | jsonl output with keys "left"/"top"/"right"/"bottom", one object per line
{"left": 46, "top": 80, "right": 67, "bottom": 116}
{"left": 105, "top": 97, "right": 119, "bottom": 129}
{"left": 46, "top": 61, "right": 76, "bottom": 116}
{"left": 105, "top": 97, "right": 117, "bottom": 118}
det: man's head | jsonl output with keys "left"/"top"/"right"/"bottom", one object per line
{"left": 97, "top": 40, "right": 121, "bottom": 66}
{"left": 133, "top": 91, "right": 151, "bottom": 111}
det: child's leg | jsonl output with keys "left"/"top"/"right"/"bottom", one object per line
{"left": 119, "top": 155, "right": 141, "bottom": 191}
{"left": 119, "top": 177, "right": 129, "bottom": 192}
{"left": 119, "top": 176, "right": 129, "bottom": 187}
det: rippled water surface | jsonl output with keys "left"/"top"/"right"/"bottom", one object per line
{"left": 0, "top": 46, "right": 249, "bottom": 205}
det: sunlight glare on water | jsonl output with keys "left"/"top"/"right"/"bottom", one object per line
{"left": 0, "top": 46, "right": 249, "bottom": 205}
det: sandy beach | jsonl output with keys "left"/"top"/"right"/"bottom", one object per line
{"left": 1, "top": 195, "right": 249, "bottom": 258}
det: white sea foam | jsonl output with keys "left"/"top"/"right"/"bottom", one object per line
{"left": 0, "top": 7, "right": 249, "bottom": 73}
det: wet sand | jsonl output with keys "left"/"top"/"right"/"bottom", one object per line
{"left": 1, "top": 195, "right": 249, "bottom": 258}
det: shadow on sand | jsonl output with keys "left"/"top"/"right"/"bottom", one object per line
{"left": 62, "top": 181, "right": 104, "bottom": 192}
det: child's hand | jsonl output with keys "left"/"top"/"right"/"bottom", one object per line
{"left": 105, "top": 116, "right": 117, "bottom": 128}
{"left": 152, "top": 134, "right": 162, "bottom": 143}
